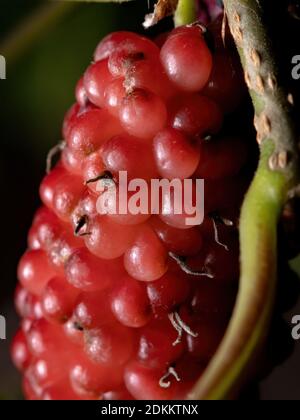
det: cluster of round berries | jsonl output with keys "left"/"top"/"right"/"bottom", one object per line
{"left": 12, "top": 22, "right": 250, "bottom": 400}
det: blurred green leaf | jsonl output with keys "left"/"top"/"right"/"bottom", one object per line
{"left": 1, "top": 2, "right": 76, "bottom": 63}
{"left": 0, "top": 0, "right": 147, "bottom": 159}
{"left": 1, "top": 2, "right": 122, "bottom": 157}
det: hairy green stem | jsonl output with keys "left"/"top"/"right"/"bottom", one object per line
{"left": 190, "top": 0, "right": 299, "bottom": 399}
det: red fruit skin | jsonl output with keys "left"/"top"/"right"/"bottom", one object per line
{"left": 94, "top": 31, "right": 157, "bottom": 62}
{"left": 73, "top": 290, "right": 115, "bottom": 330}
{"left": 147, "top": 270, "right": 191, "bottom": 316}
{"left": 169, "top": 94, "right": 223, "bottom": 137}
{"left": 27, "top": 356, "right": 66, "bottom": 389}
{"left": 11, "top": 330, "right": 31, "bottom": 372}
{"left": 84, "top": 60, "right": 114, "bottom": 108}
{"left": 42, "top": 378, "right": 97, "bottom": 401}
{"left": 124, "top": 361, "right": 196, "bottom": 400}
{"left": 26, "top": 319, "right": 67, "bottom": 357}
{"left": 101, "top": 133, "right": 158, "bottom": 181}
{"left": 61, "top": 147, "right": 83, "bottom": 176}
{"left": 63, "top": 317, "right": 84, "bottom": 346}
{"left": 119, "top": 89, "right": 167, "bottom": 140}
{"left": 84, "top": 323, "right": 136, "bottom": 366}
{"left": 25, "top": 322, "right": 81, "bottom": 389}
{"left": 150, "top": 217, "right": 203, "bottom": 256}
{"left": 27, "top": 206, "right": 62, "bottom": 251}
{"left": 203, "top": 51, "right": 246, "bottom": 113}
{"left": 153, "top": 128, "right": 200, "bottom": 179}
{"left": 154, "top": 32, "right": 169, "bottom": 48}
{"left": 179, "top": 307, "right": 227, "bottom": 363}
{"left": 39, "top": 166, "right": 85, "bottom": 223}
{"left": 159, "top": 180, "right": 204, "bottom": 230}
{"left": 81, "top": 151, "right": 106, "bottom": 193}
{"left": 104, "top": 78, "right": 126, "bottom": 117}
{"left": 46, "top": 227, "right": 83, "bottom": 270}
{"left": 22, "top": 376, "right": 41, "bottom": 401}
{"left": 41, "top": 276, "right": 80, "bottom": 323}
{"left": 160, "top": 27, "right": 213, "bottom": 92}
{"left": 124, "top": 226, "right": 168, "bottom": 282}
{"left": 75, "top": 77, "right": 88, "bottom": 107}
{"left": 70, "top": 350, "right": 124, "bottom": 394}
{"left": 65, "top": 248, "right": 124, "bottom": 292}
{"left": 107, "top": 35, "right": 159, "bottom": 77}
{"left": 67, "top": 108, "right": 122, "bottom": 157}
{"left": 15, "top": 285, "right": 42, "bottom": 320}
{"left": 18, "top": 250, "right": 56, "bottom": 296}
{"left": 84, "top": 216, "right": 138, "bottom": 260}
{"left": 52, "top": 177, "right": 84, "bottom": 224}
{"left": 39, "top": 165, "right": 66, "bottom": 210}
{"left": 195, "top": 136, "right": 248, "bottom": 180}
{"left": 123, "top": 56, "right": 176, "bottom": 100}
{"left": 62, "top": 103, "right": 80, "bottom": 140}
{"left": 102, "top": 387, "right": 133, "bottom": 400}
{"left": 111, "top": 276, "right": 152, "bottom": 328}
{"left": 191, "top": 280, "right": 236, "bottom": 319}
{"left": 187, "top": 230, "right": 240, "bottom": 285}
{"left": 104, "top": 187, "right": 152, "bottom": 226}
{"left": 13, "top": 27, "right": 249, "bottom": 401}
{"left": 71, "top": 189, "right": 98, "bottom": 232}
{"left": 94, "top": 32, "right": 139, "bottom": 61}
{"left": 138, "top": 317, "right": 184, "bottom": 368}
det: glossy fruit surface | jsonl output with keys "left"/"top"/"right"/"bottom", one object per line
{"left": 13, "top": 25, "right": 251, "bottom": 400}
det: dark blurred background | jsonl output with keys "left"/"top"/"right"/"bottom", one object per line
{"left": 0, "top": 0, "right": 299, "bottom": 400}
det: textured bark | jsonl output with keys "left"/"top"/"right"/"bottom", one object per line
{"left": 190, "top": 0, "right": 300, "bottom": 400}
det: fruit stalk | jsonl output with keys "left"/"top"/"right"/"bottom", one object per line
{"left": 174, "top": 0, "right": 197, "bottom": 26}
{"left": 190, "top": 0, "right": 299, "bottom": 399}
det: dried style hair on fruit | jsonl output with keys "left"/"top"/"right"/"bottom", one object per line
{"left": 12, "top": 23, "right": 255, "bottom": 401}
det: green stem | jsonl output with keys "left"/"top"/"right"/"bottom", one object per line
{"left": 174, "top": 0, "right": 197, "bottom": 26}
{"left": 190, "top": 0, "right": 299, "bottom": 400}
{"left": 0, "top": 2, "right": 75, "bottom": 64}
